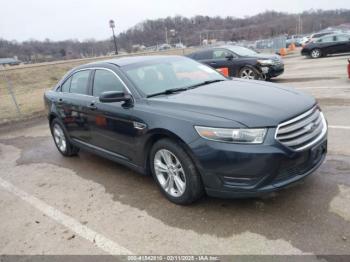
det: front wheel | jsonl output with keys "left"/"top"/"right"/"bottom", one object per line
{"left": 239, "top": 66, "right": 260, "bottom": 80}
{"left": 150, "top": 139, "right": 204, "bottom": 205}
{"left": 310, "top": 49, "right": 322, "bottom": 59}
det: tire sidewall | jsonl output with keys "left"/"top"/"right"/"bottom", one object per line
{"left": 239, "top": 66, "right": 259, "bottom": 80}
{"left": 150, "top": 139, "right": 203, "bottom": 204}
{"left": 311, "top": 49, "right": 321, "bottom": 58}
{"left": 50, "top": 119, "right": 75, "bottom": 156}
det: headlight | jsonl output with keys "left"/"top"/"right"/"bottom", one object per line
{"left": 195, "top": 126, "right": 267, "bottom": 144}
{"left": 257, "top": 59, "right": 274, "bottom": 65}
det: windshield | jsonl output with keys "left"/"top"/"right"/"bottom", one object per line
{"left": 226, "top": 46, "right": 258, "bottom": 57}
{"left": 123, "top": 57, "right": 226, "bottom": 96}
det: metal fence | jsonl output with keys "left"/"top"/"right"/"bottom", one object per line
{"left": 255, "top": 36, "right": 287, "bottom": 52}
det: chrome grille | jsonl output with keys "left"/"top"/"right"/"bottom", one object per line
{"left": 275, "top": 107, "right": 327, "bottom": 151}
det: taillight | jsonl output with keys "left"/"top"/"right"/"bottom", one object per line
{"left": 347, "top": 59, "right": 350, "bottom": 79}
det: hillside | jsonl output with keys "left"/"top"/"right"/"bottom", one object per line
{"left": 118, "top": 9, "right": 350, "bottom": 48}
{"left": 1, "top": 9, "right": 349, "bottom": 62}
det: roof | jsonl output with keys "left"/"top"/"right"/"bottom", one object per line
{"left": 104, "top": 55, "right": 182, "bottom": 67}
{"left": 189, "top": 45, "right": 245, "bottom": 53}
{"left": 319, "top": 32, "right": 350, "bottom": 38}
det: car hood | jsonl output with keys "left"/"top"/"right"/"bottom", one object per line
{"left": 149, "top": 79, "right": 315, "bottom": 127}
{"left": 243, "top": 53, "right": 280, "bottom": 60}
{"left": 241, "top": 53, "right": 283, "bottom": 64}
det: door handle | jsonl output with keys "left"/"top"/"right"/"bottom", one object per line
{"left": 209, "top": 62, "right": 217, "bottom": 65}
{"left": 88, "top": 103, "right": 97, "bottom": 110}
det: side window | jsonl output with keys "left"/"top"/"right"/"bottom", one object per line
{"left": 61, "top": 77, "right": 71, "bottom": 93}
{"left": 196, "top": 50, "right": 213, "bottom": 60}
{"left": 336, "top": 35, "right": 350, "bottom": 42}
{"left": 320, "top": 36, "right": 335, "bottom": 43}
{"left": 70, "top": 70, "right": 90, "bottom": 95}
{"left": 93, "top": 69, "right": 124, "bottom": 97}
{"left": 213, "top": 49, "right": 232, "bottom": 59}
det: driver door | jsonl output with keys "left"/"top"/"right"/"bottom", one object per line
{"left": 209, "top": 49, "right": 237, "bottom": 77}
{"left": 87, "top": 69, "right": 137, "bottom": 161}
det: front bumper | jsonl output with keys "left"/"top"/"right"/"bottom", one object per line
{"left": 260, "top": 64, "right": 284, "bottom": 78}
{"left": 301, "top": 49, "right": 310, "bottom": 56}
{"left": 189, "top": 128, "right": 327, "bottom": 198}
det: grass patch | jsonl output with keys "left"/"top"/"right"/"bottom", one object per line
{"left": 0, "top": 48, "right": 194, "bottom": 124}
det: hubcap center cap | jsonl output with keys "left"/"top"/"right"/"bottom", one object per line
{"left": 168, "top": 166, "right": 176, "bottom": 176}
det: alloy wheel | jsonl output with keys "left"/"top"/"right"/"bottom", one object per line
{"left": 154, "top": 149, "right": 186, "bottom": 197}
{"left": 53, "top": 124, "right": 67, "bottom": 153}
{"left": 311, "top": 49, "right": 321, "bottom": 58}
{"left": 240, "top": 68, "right": 256, "bottom": 79}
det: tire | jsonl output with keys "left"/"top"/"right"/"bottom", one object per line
{"left": 50, "top": 118, "right": 80, "bottom": 157}
{"left": 150, "top": 139, "right": 204, "bottom": 205}
{"left": 239, "top": 66, "right": 260, "bottom": 80}
{"left": 310, "top": 48, "right": 322, "bottom": 59}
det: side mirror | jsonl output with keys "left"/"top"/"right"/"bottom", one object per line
{"left": 225, "top": 54, "right": 234, "bottom": 60}
{"left": 99, "top": 91, "right": 132, "bottom": 104}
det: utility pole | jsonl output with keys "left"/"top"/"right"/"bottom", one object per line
{"left": 109, "top": 19, "right": 118, "bottom": 55}
{"left": 165, "top": 27, "right": 168, "bottom": 44}
{"left": 296, "top": 15, "right": 303, "bottom": 35}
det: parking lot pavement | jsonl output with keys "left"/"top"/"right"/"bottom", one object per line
{"left": 0, "top": 189, "right": 105, "bottom": 255}
{"left": 273, "top": 54, "right": 350, "bottom": 104}
{"left": 0, "top": 54, "right": 350, "bottom": 255}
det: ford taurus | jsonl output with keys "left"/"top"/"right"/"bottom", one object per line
{"left": 44, "top": 55, "right": 327, "bottom": 204}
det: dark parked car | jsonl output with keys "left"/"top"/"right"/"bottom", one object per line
{"left": 44, "top": 56, "right": 327, "bottom": 204}
{"left": 301, "top": 33, "right": 350, "bottom": 58}
{"left": 187, "top": 45, "right": 284, "bottom": 80}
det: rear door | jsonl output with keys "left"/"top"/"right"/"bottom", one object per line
{"left": 193, "top": 50, "right": 214, "bottom": 67}
{"left": 57, "top": 70, "right": 93, "bottom": 143}
{"left": 319, "top": 35, "right": 339, "bottom": 54}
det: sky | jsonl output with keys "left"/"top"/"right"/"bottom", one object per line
{"left": 0, "top": 0, "right": 349, "bottom": 41}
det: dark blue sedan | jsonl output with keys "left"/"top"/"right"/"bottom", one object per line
{"left": 44, "top": 55, "right": 327, "bottom": 204}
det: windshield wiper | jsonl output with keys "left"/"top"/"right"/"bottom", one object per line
{"left": 147, "top": 87, "right": 189, "bottom": 98}
{"left": 187, "top": 79, "right": 225, "bottom": 89}
{"left": 146, "top": 79, "right": 225, "bottom": 98}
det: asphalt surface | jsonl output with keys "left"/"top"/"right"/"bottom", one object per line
{"left": 0, "top": 53, "right": 350, "bottom": 256}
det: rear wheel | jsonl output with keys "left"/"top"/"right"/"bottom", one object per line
{"left": 239, "top": 66, "right": 260, "bottom": 80}
{"left": 150, "top": 139, "right": 204, "bottom": 205}
{"left": 310, "top": 48, "right": 322, "bottom": 59}
{"left": 50, "top": 119, "right": 79, "bottom": 157}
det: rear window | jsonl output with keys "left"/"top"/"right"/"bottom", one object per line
{"left": 70, "top": 70, "right": 90, "bottom": 95}
{"left": 336, "top": 35, "right": 350, "bottom": 42}
{"left": 317, "top": 36, "right": 336, "bottom": 43}
{"left": 194, "top": 50, "right": 212, "bottom": 60}
{"left": 313, "top": 33, "right": 330, "bottom": 38}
